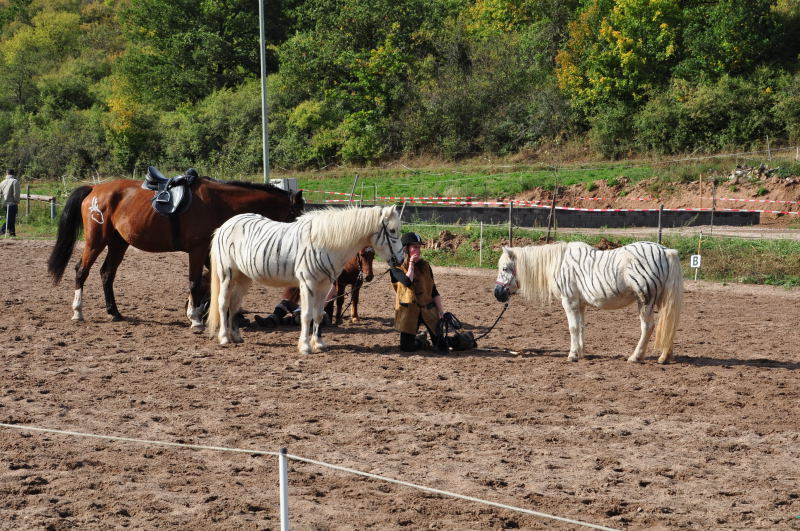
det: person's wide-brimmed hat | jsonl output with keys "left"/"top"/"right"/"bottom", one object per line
{"left": 401, "top": 232, "right": 425, "bottom": 247}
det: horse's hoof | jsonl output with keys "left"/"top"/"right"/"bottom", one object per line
{"left": 72, "top": 312, "right": 84, "bottom": 321}
{"left": 567, "top": 355, "right": 578, "bottom": 362}
{"left": 191, "top": 325, "right": 205, "bottom": 334}
{"left": 627, "top": 356, "right": 643, "bottom": 363}
{"left": 350, "top": 317, "right": 359, "bottom": 323}
{"left": 110, "top": 314, "right": 124, "bottom": 322}
{"left": 657, "top": 357, "right": 671, "bottom": 365}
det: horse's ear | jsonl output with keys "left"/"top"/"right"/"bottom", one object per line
{"left": 503, "top": 247, "right": 515, "bottom": 260}
{"left": 294, "top": 189, "right": 303, "bottom": 202}
{"left": 382, "top": 205, "right": 396, "bottom": 219}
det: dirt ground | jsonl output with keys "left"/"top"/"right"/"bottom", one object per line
{"left": 1, "top": 239, "right": 799, "bottom": 530}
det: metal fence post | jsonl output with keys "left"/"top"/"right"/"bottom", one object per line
{"left": 479, "top": 221, "right": 483, "bottom": 266}
{"left": 279, "top": 447, "right": 289, "bottom": 531}
{"left": 50, "top": 198, "right": 57, "bottom": 220}
{"left": 26, "top": 184, "right": 30, "bottom": 218}
{"left": 508, "top": 201, "right": 513, "bottom": 244}
{"left": 658, "top": 204, "right": 663, "bottom": 244}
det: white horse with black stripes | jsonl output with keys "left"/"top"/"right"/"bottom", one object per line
{"left": 207, "top": 205, "right": 404, "bottom": 354}
{"left": 494, "top": 241, "right": 683, "bottom": 363}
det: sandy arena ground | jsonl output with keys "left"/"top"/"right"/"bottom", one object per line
{"left": 0, "top": 239, "right": 799, "bottom": 530}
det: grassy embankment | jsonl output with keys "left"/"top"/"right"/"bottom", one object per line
{"left": 9, "top": 158, "right": 800, "bottom": 287}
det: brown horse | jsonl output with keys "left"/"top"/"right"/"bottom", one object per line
{"left": 324, "top": 246, "right": 375, "bottom": 324}
{"left": 47, "top": 175, "right": 303, "bottom": 329}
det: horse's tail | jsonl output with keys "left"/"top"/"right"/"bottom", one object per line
{"left": 654, "top": 249, "right": 684, "bottom": 353}
{"left": 206, "top": 230, "right": 221, "bottom": 336}
{"left": 47, "top": 185, "right": 93, "bottom": 285}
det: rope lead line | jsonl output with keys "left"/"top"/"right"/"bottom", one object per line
{"left": 0, "top": 423, "right": 618, "bottom": 531}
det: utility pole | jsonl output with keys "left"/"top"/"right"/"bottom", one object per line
{"left": 258, "top": 0, "right": 271, "bottom": 182}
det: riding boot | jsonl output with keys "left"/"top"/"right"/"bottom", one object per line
{"left": 255, "top": 299, "right": 297, "bottom": 327}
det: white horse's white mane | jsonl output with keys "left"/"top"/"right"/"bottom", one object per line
{"left": 299, "top": 206, "right": 397, "bottom": 250}
{"left": 509, "top": 242, "right": 568, "bottom": 303}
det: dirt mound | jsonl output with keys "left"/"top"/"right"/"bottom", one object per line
{"left": 428, "top": 230, "right": 468, "bottom": 251}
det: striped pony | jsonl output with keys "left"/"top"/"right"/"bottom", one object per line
{"left": 207, "top": 205, "right": 404, "bottom": 354}
{"left": 494, "top": 241, "right": 683, "bottom": 364}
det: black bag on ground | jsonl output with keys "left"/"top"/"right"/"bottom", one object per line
{"left": 436, "top": 312, "right": 477, "bottom": 352}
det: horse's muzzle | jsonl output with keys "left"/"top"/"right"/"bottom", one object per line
{"left": 494, "top": 285, "right": 510, "bottom": 302}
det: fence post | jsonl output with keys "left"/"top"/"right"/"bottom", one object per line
{"left": 279, "top": 447, "right": 290, "bottom": 531}
{"left": 49, "top": 198, "right": 57, "bottom": 220}
{"left": 710, "top": 180, "right": 717, "bottom": 236}
{"left": 348, "top": 174, "right": 359, "bottom": 206}
{"left": 767, "top": 135, "right": 771, "bottom": 161}
{"left": 508, "top": 201, "right": 513, "bottom": 244}
{"left": 26, "top": 184, "right": 30, "bottom": 218}
{"left": 479, "top": 221, "right": 483, "bottom": 267}
{"left": 658, "top": 204, "right": 664, "bottom": 245}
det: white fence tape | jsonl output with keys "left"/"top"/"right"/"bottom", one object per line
{"left": 0, "top": 422, "right": 617, "bottom": 530}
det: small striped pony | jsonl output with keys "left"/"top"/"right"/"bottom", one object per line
{"left": 494, "top": 241, "right": 683, "bottom": 364}
{"left": 208, "top": 205, "right": 404, "bottom": 354}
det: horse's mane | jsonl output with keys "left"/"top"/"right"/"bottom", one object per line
{"left": 205, "top": 177, "right": 289, "bottom": 196}
{"left": 513, "top": 241, "right": 568, "bottom": 303}
{"left": 300, "top": 206, "right": 390, "bottom": 250}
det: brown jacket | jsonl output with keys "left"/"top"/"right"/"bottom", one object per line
{"left": 392, "top": 259, "right": 440, "bottom": 335}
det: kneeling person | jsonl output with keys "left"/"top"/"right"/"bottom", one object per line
{"left": 390, "top": 232, "right": 448, "bottom": 352}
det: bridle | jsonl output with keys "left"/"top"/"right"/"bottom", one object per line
{"left": 377, "top": 220, "right": 401, "bottom": 266}
{"left": 495, "top": 262, "right": 517, "bottom": 290}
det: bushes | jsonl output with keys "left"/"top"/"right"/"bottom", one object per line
{"left": 633, "top": 76, "right": 778, "bottom": 154}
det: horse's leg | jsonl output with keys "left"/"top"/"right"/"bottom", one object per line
{"left": 628, "top": 303, "right": 655, "bottom": 363}
{"left": 297, "top": 283, "right": 313, "bottom": 354}
{"left": 99, "top": 233, "right": 129, "bottom": 321}
{"left": 350, "top": 281, "right": 362, "bottom": 322}
{"left": 228, "top": 273, "right": 252, "bottom": 344}
{"left": 187, "top": 248, "right": 208, "bottom": 332}
{"left": 336, "top": 283, "right": 346, "bottom": 323}
{"left": 310, "top": 281, "right": 330, "bottom": 353}
{"left": 72, "top": 238, "right": 107, "bottom": 321}
{"left": 561, "top": 297, "right": 584, "bottom": 361}
{"left": 216, "top": 270, "right": 235, "bottom": 345}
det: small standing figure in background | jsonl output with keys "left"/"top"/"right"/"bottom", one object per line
{"left": 325, "top": 246, "right": 375, "bottom": 324}
{"left": 0, "top": 169, "right": 21, "bottom": 237}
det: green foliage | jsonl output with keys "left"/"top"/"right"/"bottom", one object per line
{"left": 634, "top": 76, "right": 778, "bottom": 154}
{"left": 3, "top": 0, "right": 800, "bottom": 175}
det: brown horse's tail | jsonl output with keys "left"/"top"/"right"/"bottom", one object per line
{"left": 47, "top": 185, "right": 93, "bottom": 285}
{"left": 206, "top": 230, "right": 221, "bottom": 336}
{"left": 654, "top": 249, "right": 684, "bottom": 354}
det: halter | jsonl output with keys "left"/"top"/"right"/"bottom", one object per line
{"left": 495, "top": 262, "right": 517, "bottom": 289}
{"left": 377, "top": 221, "right": 401, "bottom": 266}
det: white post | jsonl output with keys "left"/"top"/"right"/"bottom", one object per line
{"left": 258, "top": 0, "right": 271, "bottom": 183}
{"left": 279, "top": 447, "right": 289, "bottom": 531}
{"left": 479, "top": 221, "right": 483, "bottom": 266}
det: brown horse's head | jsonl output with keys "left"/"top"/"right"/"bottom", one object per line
{"left": 358, "top": 246, "right": 375, "bottom": 282}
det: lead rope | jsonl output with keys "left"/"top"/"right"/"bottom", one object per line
{"left": 473, "top": 302, "right": 509, "bottom": 341}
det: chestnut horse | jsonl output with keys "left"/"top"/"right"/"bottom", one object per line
{"left": 324, "top": 246, "right": 375, "bottom": 324}
{"left": 47, "top": 176, "right": 303, "bottom": 329}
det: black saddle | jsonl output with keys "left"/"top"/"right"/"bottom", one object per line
{"left": 142, "top": 166, "right": 198, "bottom": 216}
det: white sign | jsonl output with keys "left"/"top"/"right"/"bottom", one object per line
{"left": 690, "top": 254, "right": 702, "bottom": 268}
